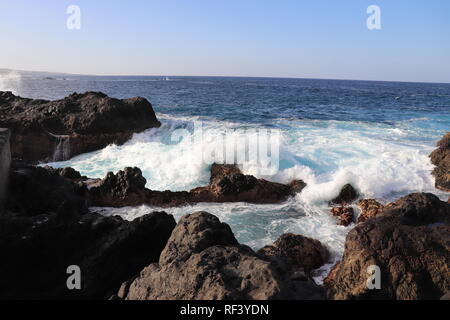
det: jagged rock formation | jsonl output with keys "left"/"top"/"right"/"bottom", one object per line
{"left": 329, "top": 184, "right": 359, "bottom": 206}
{"left": 326, "top": 193, "right": 450, "bottom": 300}
{"left": 86, "top": 164, "right": 306, "bottom": 207}
{"left": 0, "top": 91, "right": 160, "bottom": 163}
{"left": 357, "top": 199, "right": 384, "bottom": 223}
{"left": 117, "top": 212, "right": 326, "bottom": 300}
{"left": 0, "top": 163, "right": 175, "bottom": 299}
{"left": 257, "top": 233, "right": 329, "bottom": 272}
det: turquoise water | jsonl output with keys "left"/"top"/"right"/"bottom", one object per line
{"left": 6, "top": 73, "right": 450, "bottom": 281}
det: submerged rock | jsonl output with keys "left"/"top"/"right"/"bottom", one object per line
{"left": 0, "top": 162, "right": 176, "bottom": 299}
{"left": 430, "top": 132, "right": 450, "bottom": 191}
{"left": 329, "top": 184, "right": 359, "bottom": 206}
{"left": 0, "top": 91, "right": 160, "bottom": 163}
{"left": 117, "top": 212, "right": 325, "bottom": 300}
{"left": 328, "top": 193, "right": 450, "bottom": 300}
{"left": 257, "top": 233, "right": 329, "bottom": 272}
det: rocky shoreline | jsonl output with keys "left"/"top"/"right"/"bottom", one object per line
{"left": 0, "top": 91, "right": 449, "bottom": 300}
{"left": 0, "top": 91, "right": 161, "bottom": 163}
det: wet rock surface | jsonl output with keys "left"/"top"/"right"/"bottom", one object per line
{"left": 0, "top": 91, "right": 160, "bottom": 163}
{"left": 327, "top": 193, "right": 450, "bottom": 300}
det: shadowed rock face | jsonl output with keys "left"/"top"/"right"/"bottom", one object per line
{"left": 0, "top": 210, "right": 176, "bottom": 300}
{"left": 0, "top": 91, "right": 160, "bottom": 163}
{"left": 327, "top": 193, "right": 450, "bottom": 300}
{"left": 257, "top": 233, "right": 329, "bottom": 272}
{"left": 1, "top": 163, "right": 176, "bottom": 299}
{"left": 117, "top": 212, "right": 325, "bottom": 300}
{"left": 87, "top": 164, "right": 306, "bottom": 207}
{"left": 430, "top": 132, "right": 450, "bottom": 191}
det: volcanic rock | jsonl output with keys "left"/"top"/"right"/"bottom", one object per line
{"left": 330, "top": 206, "right": 354, "bottom": 226}
{"left": 117, "top": 212, "right": 325, "bottom": 300}
{"left": 88, "top": 164, "right": 306, "bottom": 207}
{"left": 329, "top": 184, "right": 359, "bottom": 206}
{"left": 0, "top": 91, "right": 160, "bottom": 163}
{"left": 357, "top": 199, "right": 384, "bottom": 223}
{"left": 328, "top": 193, "right": 450, "bottom": 300}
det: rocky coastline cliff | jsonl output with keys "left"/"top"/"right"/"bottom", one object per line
{"left": 0, "top": 91, "right": 448, "bottom": 300}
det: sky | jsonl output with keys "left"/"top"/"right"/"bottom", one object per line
{"left": 1, "top": 0, "right": 450, "bottom": 83}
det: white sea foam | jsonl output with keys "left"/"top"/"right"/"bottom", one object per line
{"left": 0, "top": 71, "right": 22, "bottom": 95}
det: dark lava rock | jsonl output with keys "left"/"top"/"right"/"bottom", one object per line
{"left": 329, "top": 184, "right": 359, "bottom": 206}
{"left": 88, "top": 164, "right": 306, "bottom": 207}
{"left": 88, "top": 167, "right": 149, "bottom": 207}
{"left": 190, "top": 164, "right": 305, "bottom": 204}
{"left": 330, "top": 207, "right": 354, "bottom": 226}
{"left": 327, "top": 193, "right": 450, "bottom": 300}
{"left": 0, "top": 210, "right": 175, "bottom": 299}
{"left": 6, "top": 162, "right": 88, "bottom": 217}
{"left": 117, "top": 212, "right": 325, "bottom": 300}
{"left": 257, "top": 233, "right": 329, "bottom": 272}
{"left": 0, "top": 91, "right": 160, "bottom": 163}
{"left": 430, "top": 132, "right": 450, "bottom": 191}
{"left": 1, "top": 163, "right": 176, "bottom": 299}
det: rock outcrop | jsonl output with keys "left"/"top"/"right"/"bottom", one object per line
{"left": 330, "top": 206, "right": 354, "bottom": 226}
{"left": 0, "top": 163, "right": 176, "bottom": 299}
{"left": 117, "top": 212, "right": 325, "bottom": 300}
{"left": 329, "top": 184, "right": 359, "bottom": 206}
{"left": 327, "top": 193, "right": 450, "bottom": 300}
{"left": 327, "top": 184, "right": 359, "bottom": 226}
{"left": 257, "top": 233, "right": 329, "bottom": 272}
{"left": 7, "top": 163, "right": 88, "bottom": 217}
{"left": 430, "top": 132, "right": 450, "bottom": 191}
{"left": 0, "top": 210, "right": 175, "bottom": 299}
{"left": 0, "top": 91, "right": 161, "bottom": 163}
{"left": 357, "top": 199, "right": 384, "bottom": 223}
{"left": 87, "top": 164, "right": 305, "bottom": 207}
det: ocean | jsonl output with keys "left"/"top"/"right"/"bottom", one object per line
{"left": 4, "top": 72, "right": 450, "bottom": 281}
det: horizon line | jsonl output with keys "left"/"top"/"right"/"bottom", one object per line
{"left": 2, "top": 67, "right": 450, "bottom": 86}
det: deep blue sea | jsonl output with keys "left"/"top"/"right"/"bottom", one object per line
{"left": 2, "top": 71, "right": 450, "bottom": 281}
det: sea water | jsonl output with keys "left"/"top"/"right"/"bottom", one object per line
{"left": 6, "top": 72, "right": 450, "bottom": 281}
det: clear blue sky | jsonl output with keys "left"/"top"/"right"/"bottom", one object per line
{"left": 1, "top": 0, "right": 449, "bottom": 82}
